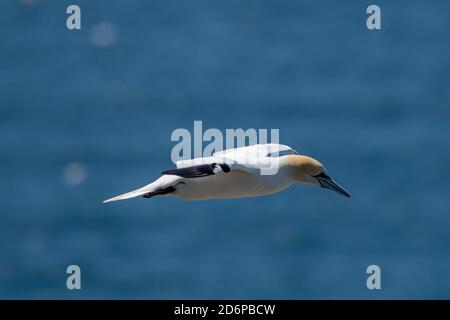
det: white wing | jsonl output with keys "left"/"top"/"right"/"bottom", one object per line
{"left": 214, "top": 143, "right": 297, "bottom": 159}
{"left": 175, "top": 144, "right": 297, "bottom": 174}
{"left": 103, "top": 174, "right": 181, "bottom": 203}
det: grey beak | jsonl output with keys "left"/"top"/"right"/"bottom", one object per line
{"left": 315, "top": 173, "right": 351, "bottom": 198}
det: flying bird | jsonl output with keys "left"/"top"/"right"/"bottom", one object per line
{"left": 103, "top": 144, "right": 350, "bottom": 203}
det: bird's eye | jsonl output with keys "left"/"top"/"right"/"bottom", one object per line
{"left": 312, "top": 172, "right": 328, "bottom": 179}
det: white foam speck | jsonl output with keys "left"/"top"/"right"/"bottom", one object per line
{"left": 63, "top": 162, "right": 87, "bottom": 186}
{"left": 89, "top": 22, "right": 118, "bottom": 48}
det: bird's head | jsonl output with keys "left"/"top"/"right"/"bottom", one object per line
{"left": 286, "top": 155, "right": 351, "bottom": 198}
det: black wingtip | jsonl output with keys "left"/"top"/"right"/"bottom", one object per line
{"left": 161, "top": 163, "right": 232, "bottom": 178}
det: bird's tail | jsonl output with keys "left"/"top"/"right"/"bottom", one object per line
{"left": 103, "top": 175, "right": 181, "bottom": 203}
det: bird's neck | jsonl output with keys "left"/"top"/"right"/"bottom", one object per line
{"left": 279, "top": 155, "right": 316, "bottom": 185}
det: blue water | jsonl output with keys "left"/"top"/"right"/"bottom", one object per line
{"left": 1, "top": 0, "right": 450, "bottom": 299}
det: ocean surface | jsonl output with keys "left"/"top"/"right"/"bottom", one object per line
{"left": 1, "top": 0, "right": 450, "bottom": 299}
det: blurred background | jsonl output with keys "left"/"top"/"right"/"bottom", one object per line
{"left": 1, "top": 0, "right": 449, "bottom": 299}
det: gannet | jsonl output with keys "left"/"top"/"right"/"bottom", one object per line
{"left": 103, "top": 144, "right": 350, "bottom": 203}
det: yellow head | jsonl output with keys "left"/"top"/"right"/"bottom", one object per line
{"left": 284, "top": 155, "right": 350, "bottom": 198}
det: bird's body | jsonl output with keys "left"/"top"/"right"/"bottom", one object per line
{"left": 174, "top": 164, "right": 294, "bottom": 200}
{"left": 104, "top": 144, "right": 350, "bottom": 203}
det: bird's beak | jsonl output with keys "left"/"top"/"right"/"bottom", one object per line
{"left": 315, "top": 173, "right": 351, "bottom": 198}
